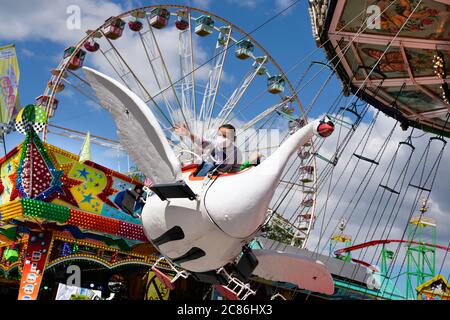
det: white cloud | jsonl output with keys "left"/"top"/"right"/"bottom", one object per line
{"left": 21, "top": 48, "right": 35, "bottom": 57}
{"left": 274, "top": 0, "right": 296, "bottom": 15}
{"left": 0, "top": 0, "right": 123, "bottom": 45}
{"left": 297, "top": 110, "right": 450, "bottom": 277}
{"left": 190, "top": 0, "right": 211, "bottom": 9}
{"left": 226, "top": 0, "right": 260, "bottom": 8}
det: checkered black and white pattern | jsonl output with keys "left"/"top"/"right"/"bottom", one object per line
{"left": 15, "top": 121, "right": 46, "bottom": 135}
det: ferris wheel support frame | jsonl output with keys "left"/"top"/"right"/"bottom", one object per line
{"left": 145, "top": 15, "right": 192, "bottom": 132}
{"left": 178, "top": 12, "right": 197, "bottom": 131}
{"left": 212, "top": 57, "right": 268, "bottom": 134}
{"left": 199, "top": 26, "right": 232, "bottom": 138}
{"left": 95, "top": 28, "right": 176, "bottom": 130}
{"left": 41, "top": 4, "right": 319, "bottom": 249}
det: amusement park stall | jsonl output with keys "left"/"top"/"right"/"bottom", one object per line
{"left": 0, "top": 124, "right": 164, "bottom": 300}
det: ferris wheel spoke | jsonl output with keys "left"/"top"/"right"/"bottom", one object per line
{"left": 47, "top": 123, "right": 125, "bottom": 151}
{"left": 98, "top": 32, "right": 173, "bottom": 127}
{"left": 136, "top": 33, "right": 177, "bottom": 124}
{"left": 142, "top": 16, "right": 192, "bottom": 135}
{"left": 60, "top": 73, "right": 106, "bottom": 110}
{"left": 240, "top": 98, "right": 288, "bottom": 132}
{"left": 85, "top": 30, "right": 192, "bottom": 150}
{"left": 199, "top": 26, "right": 232, "bottom": 138}
{"left": 214, "top": 57, "right": 268, "bottom": 131}
{"left": 136, "top": 20, "right": 191, "bottom": 136}
{"left": 178, "top": 11, "right": 197, "bottom": 131}
{"left": 99, "top": 35, "right": 148, "bottom": 100}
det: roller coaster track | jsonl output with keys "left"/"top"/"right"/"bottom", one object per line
{"left": 335, "top": 239, "right": 450, "bottom": 256}
{"left": 334, "top": 239, "right": 450, "bottom": 269}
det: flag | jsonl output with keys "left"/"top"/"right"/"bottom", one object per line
{"left": 0, "top": 44, "right": 20, "bottom": 133}
{"left": 79, "top": 131, "right": 92, "bottom": 162}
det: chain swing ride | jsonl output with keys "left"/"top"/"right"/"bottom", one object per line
{"left": 0, "top": 1, "right": 448, "bottom": 300}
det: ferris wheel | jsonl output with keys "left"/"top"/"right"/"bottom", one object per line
{"left": 39, "top": 5, "right": 319, "bottom": 248}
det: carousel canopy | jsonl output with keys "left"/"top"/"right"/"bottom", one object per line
{"left": 309, "top": 0, "right": 450, "bottom": 136}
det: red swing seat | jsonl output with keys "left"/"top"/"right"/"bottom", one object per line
{"left": 214, "top": 285, "right": 240, "bottom": 300}
{"left": 152, "top": 265, "right": 176, "bottom": 290}
{"left": 150, "top": 257, "right": 189, "bottom": 290}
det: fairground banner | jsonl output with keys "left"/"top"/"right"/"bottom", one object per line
{"left": 0, "top": 44, "right": 20, "bottom": 133}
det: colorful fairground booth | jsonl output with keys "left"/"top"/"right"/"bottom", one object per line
{"left": 0, "top": 104, "right": 185, "bottom": 300}
{"left": 416, "top": 274, "right": 450, "bottom": 300}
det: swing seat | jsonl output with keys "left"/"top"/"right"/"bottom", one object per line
{"left": 214, "top": 285, "right": 240, "bottom": 300}
{"left": 214, "top": 267, "right": 256, "bottom": 300}
{"left": 151, "top": 257, "right": 189, "bottom": 290}
{"left": 151, "top": 265, "right": 176, "bottom": 290}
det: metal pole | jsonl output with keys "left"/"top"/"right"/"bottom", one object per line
{"left": 2, "top": 133, "right": 7, "bottom": 156}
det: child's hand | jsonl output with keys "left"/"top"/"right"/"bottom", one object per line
{"left": 249, "top": 152, "right": 262, "bottom": 165}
